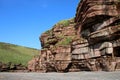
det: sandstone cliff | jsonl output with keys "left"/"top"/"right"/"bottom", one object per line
{"left": 28, "top": 18, "right": 79, "bottom": 72}
{"left": 74, "top": 0, "right": 120, "bottom": 71}
{"left": 28, "top": 0, "right": 120, "bottom": 72}
{"left": 40, "top": 18, "right": 76, "bottom": 49}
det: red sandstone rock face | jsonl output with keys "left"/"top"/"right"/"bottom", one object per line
{"left": 39, "top": 19, "right": 77, "bottom": 72}
{"left": 40, "top": 19, "right": 76, "bottom": 49}
{"left": 28, "top": 58, "right": 37, "bottom": 71}
{"left": 75, "top": 0, "right": 120, "bottom": 35}
{"left": 73, "top": 0, "right": 120, "bottom": 71}
{"left": 28, "top": 19, "right": 77, "bottom": 72}
{"left": 28, "top": 0, "right": 120, "bottom": 72}
{"left": 74, "top": 0, "right": 120, "bottom": 57}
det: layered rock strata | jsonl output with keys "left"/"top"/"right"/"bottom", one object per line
{"left": 28, "top": 0, "right": 120, "bottom": 72}
{"left": 28, "top": 19, "right": 77, "bottom": 72}
{"left": 74, "top": 0, "right": 120, "bottom": 71}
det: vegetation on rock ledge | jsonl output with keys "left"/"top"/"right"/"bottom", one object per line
{"left": 56, "top": 18, "right": 74, "bottom": 27}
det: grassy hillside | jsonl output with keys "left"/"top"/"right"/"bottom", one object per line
{"left": 0, "top": 42, "right": 39, "bottom": 66}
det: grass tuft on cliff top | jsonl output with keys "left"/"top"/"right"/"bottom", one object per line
{"left": 44, "top": 18, "right": 74, "bottom": 35}
{"left": 0, "top": 42, "right": 39, "bottom": 66}
{"left": 56, "top": 18, "right": 74, "bottom": 27}
{"left": 57, "top": 20, "right": 70, "bottom": 27}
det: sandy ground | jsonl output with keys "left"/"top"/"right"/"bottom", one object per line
{"left": 0, "top": 71, "right": 120, "bottom": 80}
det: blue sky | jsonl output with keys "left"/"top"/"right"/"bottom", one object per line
{"left": 0, "top": 0, "right": 80, "bottom": 49}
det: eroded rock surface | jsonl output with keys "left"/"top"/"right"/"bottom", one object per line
{"left": 74, "top": 0, "right": 120, "bottom": 71}
{"left": 28, "top": 0, "right": 120, "bottom": 72}
{"left": 28, "top": 19, "right": 77, "bottom": 72}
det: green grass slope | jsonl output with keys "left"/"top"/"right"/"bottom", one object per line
{"left": 0, "top": 42, "right": 39, "bottom": 66}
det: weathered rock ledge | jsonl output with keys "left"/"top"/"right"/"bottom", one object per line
{"left": 28, "top": 0, "right": 120, "bottom": 72}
